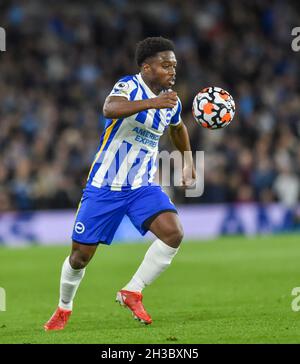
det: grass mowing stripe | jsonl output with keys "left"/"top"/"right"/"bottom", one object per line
{"left": 0, "top": 234, "right": 300, "bottom": 343}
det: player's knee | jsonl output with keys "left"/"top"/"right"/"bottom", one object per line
{"left": 69, "top": 251, "right": 90, "bottom": 269}
{"left": 174, "top": 226, "right": 184, "bottom": 246}
{"left": 165, "top": 225, "right": 184, "bottom": 248}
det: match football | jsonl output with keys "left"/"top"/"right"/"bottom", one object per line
{"left": 192, "top": 87, "right": 236, "bottom": 129}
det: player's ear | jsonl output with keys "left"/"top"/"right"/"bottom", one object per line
{"left": 142, "top": 63, "right": 151, "bottom": 74}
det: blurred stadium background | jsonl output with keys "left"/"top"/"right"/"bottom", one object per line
{"left": 1, "top": 0, "right": 300, "bottom": 245}
{"left": 1, "top": 0, "right": 300, "bottom": 344}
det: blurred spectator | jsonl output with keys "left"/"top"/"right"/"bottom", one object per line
{"left": 273, "top": 165, "right": 300, "bottom": 207}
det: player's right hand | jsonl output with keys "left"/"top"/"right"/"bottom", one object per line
{"left": 150, "top": 91, "right": 178, "bottom": 109}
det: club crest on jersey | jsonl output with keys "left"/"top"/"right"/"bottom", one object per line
{"left": 166, "top": 110, "right": 172, "bottom": 124}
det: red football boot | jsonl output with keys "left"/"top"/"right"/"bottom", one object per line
{"left": 44, "top": 307, "right": 72, "bottom": 331}
{"left": 116, "top": 290, "right": 152, "bottom": 325}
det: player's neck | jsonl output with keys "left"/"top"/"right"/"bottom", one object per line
{"left": 140, "top": 74, "right": 162, "bottom": 95}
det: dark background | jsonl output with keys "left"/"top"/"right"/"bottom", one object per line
{"left": 1, "top": 0, "right": 300, "bottom": 211}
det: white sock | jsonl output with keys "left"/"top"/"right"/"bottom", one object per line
{"left": 58, "top": 256, "right": 86, "bottom": 310}
{"left": 123, "top": 239, "right": 179, "bottom": 292}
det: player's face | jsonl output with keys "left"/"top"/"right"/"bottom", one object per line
{"left": 145, "top": 51, "right": 177, "bottom": 91}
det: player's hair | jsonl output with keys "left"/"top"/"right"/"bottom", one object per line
{"left": 135, "top": 37, "right": 175, "bottom": 67}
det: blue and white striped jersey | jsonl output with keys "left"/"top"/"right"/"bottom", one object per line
{"left": 86, "top": 73, "right": 182, "bottom": 191}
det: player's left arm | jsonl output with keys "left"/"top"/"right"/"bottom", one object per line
{"left": 169, "top": 121, "right": 196, "bottom": 186}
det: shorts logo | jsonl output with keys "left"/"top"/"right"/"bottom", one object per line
{"left": 75, "top": 222, "right": 85, "bottom": 234}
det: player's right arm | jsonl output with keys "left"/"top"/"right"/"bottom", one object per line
{"left": 103, "top": 92, "right": 178, "bottom": 119}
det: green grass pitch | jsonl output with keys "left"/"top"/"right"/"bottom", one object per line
{"left": 1, "top": 234, "right": 300, "bottom": 344}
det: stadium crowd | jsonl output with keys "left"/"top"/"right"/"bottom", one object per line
{"left": 1, "top": 0, "right": 300, "bottom": 211}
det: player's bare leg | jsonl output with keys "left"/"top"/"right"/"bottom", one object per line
{"left": 117, "top": 212, "right": 183, "bottom": 324}
{"left": 147, "top": 211, "right": 183, "bottom": 249}
{"left": 44, "top": 242, "right": 97, "bottom": 331}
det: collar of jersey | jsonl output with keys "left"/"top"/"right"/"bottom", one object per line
{"left": 136, "top": 73, "right": 158, "bottom": 98}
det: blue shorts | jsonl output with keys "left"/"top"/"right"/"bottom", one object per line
{"left": 71, "top": 185, "right": 177, "bottom": 245}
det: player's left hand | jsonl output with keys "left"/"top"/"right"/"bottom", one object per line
{"left": 182, "top": 166, "right": 196, "bottom": 187}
